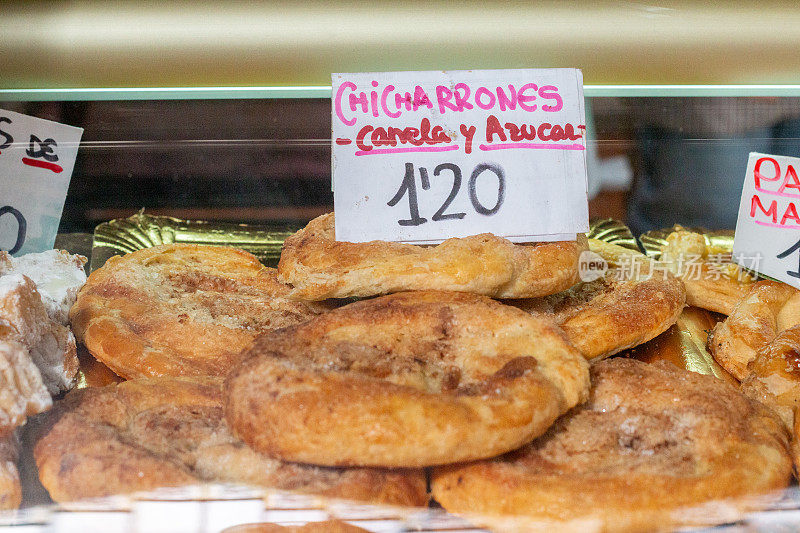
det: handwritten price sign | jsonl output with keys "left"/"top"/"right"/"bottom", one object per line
{"left": 0, "top": 109, "right": 82, "bottom": 255}
{"left": 332, "top": 69, "right": 589, "bottom": 244}
{"left": 734, "top": 153, "right": 800, "bottom": 287}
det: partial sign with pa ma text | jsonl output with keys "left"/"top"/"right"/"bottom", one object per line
{"left": 734, "top": 152, "right": 800, "bottom": 287}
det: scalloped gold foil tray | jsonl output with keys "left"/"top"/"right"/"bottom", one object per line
{"left": 586, "top": 218, "right": 639, "bottom": 252}
{"left": 639, "top": 224, "right": 734, "bottom": 260}
{"left": 638, "top": 224, "right": 777, "bottom": 283}
{"left": 91, "top": 212, "right": 296, "bottom": 271}
{"left": 91, "top": 213, "right": 638, "bottom": 272}
{"left": 626, "top": 307, "right": 735, "bottom": 384}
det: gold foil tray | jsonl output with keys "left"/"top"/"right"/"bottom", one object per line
{"left": 91, "top": 212, "right": 296, "bottom": 271}
{"left": 639, "top": 224, "right": 735, "bottom": 260}
{"left": 638, "top": 224, "right": 776, "bottom": 283}
{"left": 586, "top": 218, "right": 639, "bottom": 252}
{"left": 92, "top": 213, "right": 638, "bottom": 272}
{"left": 626, "top": 307, "right": 736, "bottom": 384}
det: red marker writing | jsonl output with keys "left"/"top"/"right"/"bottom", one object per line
{"left": 21, "top": 157, "right": 63, "bottom": 173}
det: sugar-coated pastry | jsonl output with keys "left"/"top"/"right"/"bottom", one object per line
{"left": 0, "top": 432, "right": 20, "bottom": 510}
{"left": 659, "top": 230, "right": 754, "bottom": 315}
{"left": 432, "top": 358, "right": 792, "bottom": 533}
{"left": 513, "top": 240, "right": 685, "bottom": 361}
{"left": 0, "top": 250, "right": 87, "bottom": 325}
{"left": 33, "top": 377, "right": 426, "bottom": 506}
{"left": 222, "top": 521, "right": 368, "bottom": 533}
{"left": 225, "top": 290, "right": 589, "bottom": 467}
{"left": 0, "top": 274, "right": 77, "bottom": 395}
{"left": 70, "top": 244, "right": 331, "bottom": 379}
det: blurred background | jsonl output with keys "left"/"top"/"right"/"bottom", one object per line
{"left": 4, "top": 0, "right": 800, "bottom": 233}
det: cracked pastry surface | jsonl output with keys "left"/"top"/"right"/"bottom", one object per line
{"left": 277, "top": 213, "right": 587, "bottom": 300}
{"left": 32, "top": 377, "right": 426, "bottom": 506}
{"left": 431, "top": 358, "right": 792, "bottom": 533}
{"left": 0, "top": 432, "right": 20, "bottom": 510}
{"left": 225, "top": 290, "right": 589, "bottom": 468}
{"left": 70, "top": 244, "right": 330, "bottom": 379}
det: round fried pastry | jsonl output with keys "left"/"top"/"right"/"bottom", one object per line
{"left": 513, "top": 240, "right": 685, "bottom": 361}
{"left": 225, "top": 290, "right": 590, "bottom": 468}
{"left": 431, "top": 358, "right": 792, "bottom": 532}
{"left": 708, "top": 280, "right": 800, "bottom": 380}
{"left": 277, "top": 213, "right": 587, "bottom": 300}
{"left": 70, "top": 244, "right": 330, "bottom": 379}
{"left": 32, "top": 377, "right": 426, "bottom": 506}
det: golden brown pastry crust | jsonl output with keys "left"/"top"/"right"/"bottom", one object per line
{"left": 70, "top": 244, "right": 330, "bottom": 379}
{"left": 225, "top": 290, "right": 589, "bottom": 468}
{"left": 75, "top": 344, "right": 124, "bottom": 389}
{"left": 709, "top": 281, "right": 800, "bottom": 380}
{"left": 739, "top": 325, "right": 800, "bottom": 470}
{"left": 277, "top": 213, "right": 587, "bottom": 300}
{"left": 741, "top": 326, "right": 800, "bottom": 422}
{"left": 431, "top": 358, "right": 792, "bottom": 533}
{"left": 660, "top": 230, "right": 754, "bottom": 315}
{"left": 32, "top": 377, "right": 426, "bottom": 506}
{"left": 513, "top": 255, "right": 685, "bottom": 361}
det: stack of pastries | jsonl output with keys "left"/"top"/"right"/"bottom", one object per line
{"left": 0, "top": 250, "right": 86, "bottom": 509}
{"left": 3, "top": 216, "right": 800, "bottom": 532}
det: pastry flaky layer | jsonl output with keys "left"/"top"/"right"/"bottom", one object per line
{"left": 0, "top": 273, "right": 78, "bottom": 432}
{"left": 69, "top": 244, "right": 330, "bottom": 379}
{"left": 277, "top": 213, "right": 587, "bottom": 300}
{"left": 432, "top": 358, "right": 793, "bottom": 533}
{"left": 225, "top": 290, "right": 590, "bottom": 468}
{"left": 32, "top": 377, "right": 426, "bottom": 507}
{"left": 0, "top": 250, "right": 87, "bottom": 326}
{"left": 0, "top": 250, "right": 86, "bottom": 511}
{"left": 659, "top": 229, "right": 754, "bottom": 316}
{"left": 512, "top": 240, "right": 686, "bottom": 361}
{"left": 739, "top": 323, "right": 800, "bottom": 472}
{"left": 709, "top": 280, "right": 800, "bottom": 380}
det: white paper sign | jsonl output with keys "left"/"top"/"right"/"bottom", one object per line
{"left": 733, "top": 152, "right": 800, "bottom": 287}
{"left": 332, "top": 69, "right": 589, "bottom": 243}
{"left": 0, "top": 109, "right": 83, "bottom": 255}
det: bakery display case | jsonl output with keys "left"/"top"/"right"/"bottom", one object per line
{"left": 4, "top": 2, "right": 800, "bottom": 532}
